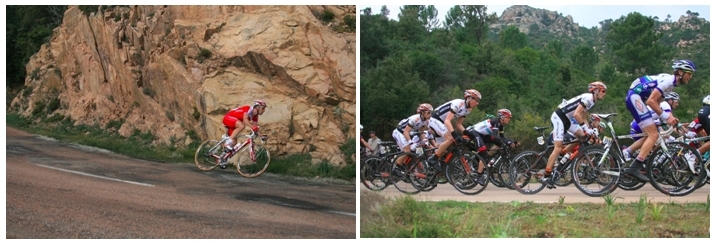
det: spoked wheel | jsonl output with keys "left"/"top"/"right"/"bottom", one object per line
{"left": 360, "top": 157, "right": 389, "bottom": 191}
{"left": 694, "top": 157, "right": 710, "bottom": 190}
{"left": 390, "top": 153, "right": 424, "bottom": 195}
{"left": 646, "top": 142, "right": 705, "bottom": 196}
{"left": 618, "top": 160, "right": 647, "bottom": 191}
{"left": 194, "top": 139, "right": 223, "bottom": 171}
{"left": 236, "top": 144, "right": 271, "bottom": 178}
{"left": 571, "top": 145, "right": 620, "bottom": 197}
{"left": 445, "top": 152, "right": 488, "bottom": 195}
{"left": 509, "top": 151, "right": 547, "bottom": 195}
{"left": 496, "top": 158, "right": 515, "bottom": 190}
{"left": 553, "top": 162, "right": 575, "bottom": 187}
{"left": 487, "top": 160, "right": 506, "bottom": 188}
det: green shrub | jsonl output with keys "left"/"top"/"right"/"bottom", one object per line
{"left": 343, "top": 15, "right": 356, "bottom": 32}
{"left": 142, "top": 87, "right": 155, "bottom": 98}
{"left": 320, "top": 10, "right": 335, "bottom": 23}
{"left": 192, "top": 106, "right": 200, "bottom": 120}
{"left": 197, "top": 48, "right": 212, "bottom": 63}
{"left": 47, "top": 97, "right": 60, "bottom": 112}
{"left": 165, "top": 111, "right": 175, "bottom": 122}
{"left": 78, "top": 5, "right": 99, "bottom": 16}
{"left": 32, "top": 101, "right": 46, "bottom": 117}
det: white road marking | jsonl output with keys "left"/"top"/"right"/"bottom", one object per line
{"left": 326, "top": 210, "right": 356, "bottom": 217}
{"left": 36, "top": 164, "right": 155, "bottom": 187}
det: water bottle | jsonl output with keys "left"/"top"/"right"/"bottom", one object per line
{"left": 559, "top": 153, "right": 571, "bottom": 164}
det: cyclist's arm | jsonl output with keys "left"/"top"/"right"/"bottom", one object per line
{"left": 242, "top": 112, "right": 255, "bottom": 129}
{"left": 455, "top": 116, "right": 466, "bottom": 134}
{"left": 403, "top": 125, "right": 413, "bottom": 143}
{"left": 574, "top": 103, "right": 587, "bottom": 126}
{"left": 360, "top": 137, "right": 371, "bottom": 149}
{"left": 646, "top": 90, "right": 666, "bottom": 116}
{"left": 444, "top": 112, "right": 456, "bottom": 135}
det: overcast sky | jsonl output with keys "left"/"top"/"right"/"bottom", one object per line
{"left": 360, "top": 4, "right": 710, "bottom": 28}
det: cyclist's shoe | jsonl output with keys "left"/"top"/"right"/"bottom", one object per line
{"left": 622, "top": 149, "right": 632, "bottom": 161}
{"left": 474, "top": 173, "right": 486, "bottom": 186}
{"left": 218, "top": 159, "right": 228, "bottom": 169}
{"left": 624, "top": 167, "right": 648, "bottom": 182}
{"left": 427, "top": 155, "right": 443, "bottom": 172}
{"left": 392, "top": 167, "right": 408, "bottom": 182}
{"left": 540, "top": 176, "right": 556, "bottom": 189}
{"left": 686, "top": 152, "right": 698, "bottom": 174}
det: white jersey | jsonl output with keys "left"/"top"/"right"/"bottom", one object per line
{"left": 557, "top": 93, "right": 595, "bottom": 118}
{"left": 629, "top": 74, "right": 676, "bottom": 100}
{"left": 396, "top": 114, "right": 429, "bottom": 133}
{"left": 433, "top": 99, "right": 471, "bottom": 123}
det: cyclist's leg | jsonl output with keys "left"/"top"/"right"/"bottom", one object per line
{"left": 223, "top": 115, "right": 239, "bottom": 146}
{"left": 392, "top": 129, "right": 411, "bottom": 166}
{"left": 547, "top": 112, "right": 566, "bottom": 175}
{"left": 625, "top": 93, "right": 657, "bottom": 176}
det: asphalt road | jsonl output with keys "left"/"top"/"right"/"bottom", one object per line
{"left": 4, "top": 126, "right": 356, "bottom": 239}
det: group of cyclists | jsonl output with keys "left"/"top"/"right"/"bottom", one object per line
{"left": 360, "top": 59, "right": 710, "bottom": 191}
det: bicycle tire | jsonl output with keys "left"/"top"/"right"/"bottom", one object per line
{"left": 390, "top": 153, "right": 424, "bottom": 194}
{"left": 646, "top": 142, "right": 705, "bottom": 196}
{"left": 509, "top": 150, "right": 547, "bottom": 195}
{"left": 571, "top": 145, "right": 620, "bottom": 197}
{"left": 236, "top": 143, "right": 271, "bottom": 178}
{"left": 495, "top": 158, "right": 515, "bottom": 190}
{"left": 617, "top": 159, "right": 647, "bottom": 191}
{"left": 553, "top": 162, "right": 574, "bottom": 187}
{"left": 487, "top": 160, "right": 506, "bottom": 188}
{"left": 360, "top": 157, "right": 389, "bottom": 191}
{"left": 445, "top": 151, "right": 488, "bottom": 195}
{"left": 194, "top": 139, "right": 223, "bottom": 171}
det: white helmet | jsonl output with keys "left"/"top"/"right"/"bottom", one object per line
{"left": 360, "top": 124, "right": 363, "bottom": 130}
{"left": 703, "top": 95, "right": 710, "bottom": 106}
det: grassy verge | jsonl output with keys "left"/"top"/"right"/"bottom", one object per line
{"left": 6, "top": 112, "right": 355, "bottom": 182}
{"left": 360, "top": 190, "right": 710, "bottom": 238}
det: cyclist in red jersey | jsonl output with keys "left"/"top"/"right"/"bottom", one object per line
{"left": 222, "top": 100, "right": 267, "bottom": 152}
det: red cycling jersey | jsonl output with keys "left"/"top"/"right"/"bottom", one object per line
{"left": 222, "top": 105, "right": 259, "bottom": 135}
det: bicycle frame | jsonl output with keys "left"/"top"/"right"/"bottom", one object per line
{"left": 223, "top": 130, "right": 263, "bottom": 161}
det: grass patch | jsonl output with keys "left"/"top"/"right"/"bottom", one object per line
{"left": 360, "top": 191, "right": 711, "bottom": 238}
{"left": 6, "top": 112, "right": 353, "bottom": 182}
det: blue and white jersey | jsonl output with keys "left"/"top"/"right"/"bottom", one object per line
{"left": 432, "top": 99, "right": 471, "bottom": 123}
{"left": 629, "top": 100, "right": 672, "bottom": 132}
{"left": 628, "top": 74, "right": 677, "bottom": 100}
{"left": 396, "top": 114, "right": 429, "bottom": 133}
{"left": 467, "top": 118, "right": 504, "bottom": 136}
{"left": 557, "top": 93, "right": 596, "bottom": 118}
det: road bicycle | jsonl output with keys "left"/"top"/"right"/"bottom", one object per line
{"left": 509, "top": 126, "right": 602, "bottom": 195}
{"left": 677, "top": 135, "right": 710, "bottom": 189}
{"left": 581, "top": 113, "right": 704, "bottom": 197}
{"left": 360, "top": 141, "right": 399, "bottom": 191}
{"left": 194, "top": 130, "right": 271, "bottom": 178}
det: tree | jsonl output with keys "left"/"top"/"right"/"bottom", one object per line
{"left": 444, "top": 5, "right": 497, "bottom": 44}
{"left": 606, "top": 12, "right": 674, "bottom": 75}
{"left": 571, "top": 45, "right": 598, "bottom": 75}
{"left": 418, "top": 5, "right": 440, "bottom": 31}
{"left": 547, "top": 40, "right": 564, "bottom": 58}
{"left": 499, "top": 25, "right": 527, "bottom": 50}
{"left": 397, "top": 5, "right": 427, "bottom": 43}
{"left": 380, "top": 5, "right": 390, "bottom": 19}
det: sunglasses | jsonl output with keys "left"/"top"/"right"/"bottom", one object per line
{"left": 683, "top": 70, "right": 693, "bottom": 74}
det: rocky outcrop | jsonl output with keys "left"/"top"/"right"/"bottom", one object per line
{"left": 10, "top": 5, "right": 356, "bottom": 165}
{"left": 491, "top": 5, "right": 579, "bottom": 36}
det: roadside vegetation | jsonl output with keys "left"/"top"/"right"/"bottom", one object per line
{"left": 360, "top": 190, "right": 710, "bottom": 237}
{"left": 6, "top": 112, "right": 355, "bottom": 182}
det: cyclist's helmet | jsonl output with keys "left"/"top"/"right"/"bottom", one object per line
{"left": 588, "top": 81, "right": 607, "bottom": 93}
{"left": 464, "top": 89, "right": 482, "bottom": 100}
{"left": 253, "top": 99, "right": 267, "bottom": 107}
{"left": 703, "top": 95, "right": 710, "bottom": 106}
{"left": 599, "top": 122, "right": 607, "bottom": 130}
{"left": 497, "top": 109, "right": 512, "bottom": 118}
{"left": 664, "top": 91, "right": 680, "bottom": 101}
{"left": 672, "top": 59, "right": 696, "bottom": 72}
{"left": 417, "top": 103, "right": 434, "bottom": 113}
{"left": 589, "top": 114, "right": 601, "bottom": 123}
{"left": 360, "top": 124, "right": 363, "bottom": 130}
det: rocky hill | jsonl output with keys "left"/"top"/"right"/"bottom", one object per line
{"left": 490, "top": 5, "right": 579, "bottom": 37}
{"left": 9, "top": 5, "right": 356, "bottom": 165}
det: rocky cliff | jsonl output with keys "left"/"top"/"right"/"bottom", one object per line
{"left": 490, "top": 5, "right": 579, "bottom": 36}
{"left": 10, "top": 5, "right": 357, "bottom": 165}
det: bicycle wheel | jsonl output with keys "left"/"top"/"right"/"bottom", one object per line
{"left": 571, "top": 145, "right": 620, "bottom": 197}
{"left": 446, "top": 151, "right": 488, "bottom": 195}
{"left": 360, "top": 157, "right": 389, "bottom": 191}
{"left": 495, "top": 158, "right": 515, "bottom": 190}
{"left": 646, "top": 142, "right": 705, "bottom": 196}
{"left": 553, "top": 162, "right": 574, "bottom": 187}
{"left": 236, "top": 143, "right": 271, "bottom": 178}
{"left": 509, "top": 151, "right": 547, "bottom": 195}
{"left": 617, "top": 160, "right": 647, "bottom": 191}
{"left": 390, "top": 153, "right": 424, "bottom": 194}
{"left": 694, "top": 157, "right": 709, "bottom": 190}
{"left": 487, "top": 160, "right": 506, "bottom": 188}
{"left": 194, "top": 139, "right": 223, "bottom": 171}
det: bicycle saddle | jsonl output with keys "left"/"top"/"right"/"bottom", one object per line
{"left": 533, "top": 126, "right": 550, "bottom": 132}
{"left": 593, "top": 113, "right": 618, "bottom": 120}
